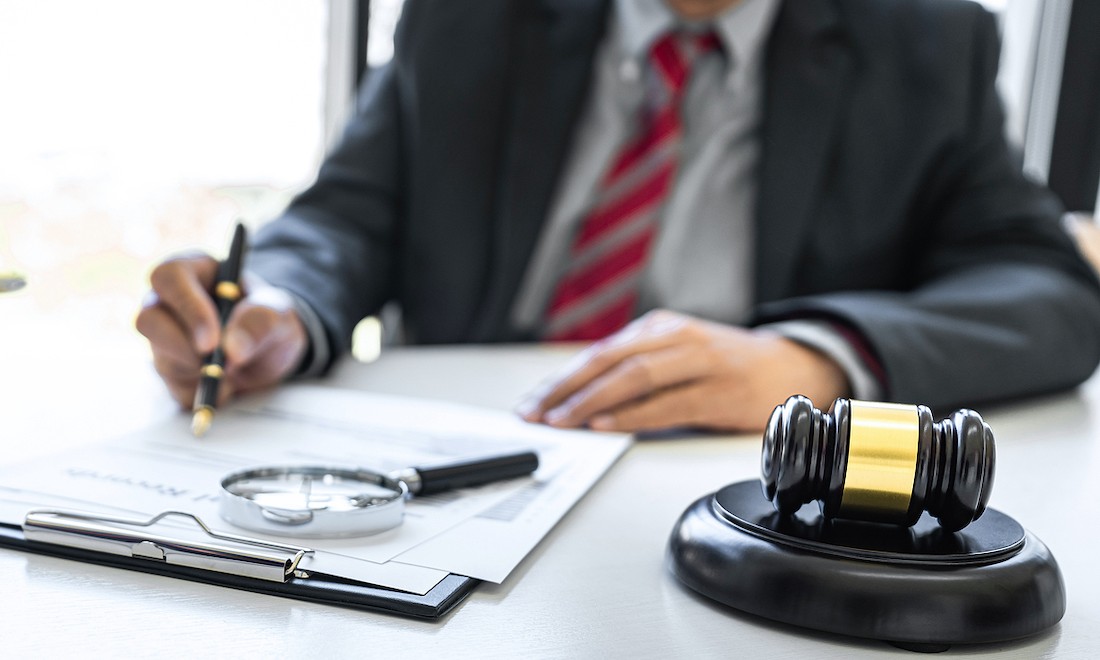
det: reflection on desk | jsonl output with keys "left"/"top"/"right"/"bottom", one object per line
{"left": 2, "top": 345, "right": 1099, "bottom": 657}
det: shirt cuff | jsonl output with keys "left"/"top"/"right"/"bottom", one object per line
{"left": 285, "top": 290, "right": 331, "bottom": 378}
{"left": 762, "top": 319, "right": 884, "bottom": 401}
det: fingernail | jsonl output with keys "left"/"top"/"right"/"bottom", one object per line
{"left": 590, "top": 415, "right": 615, "bottom": 431}
{"left": 224, "top": 328, "right": 254, "bottom": 361}
{"left": 515, "top": 400, "right": 541, "bottom": 422}
{"left": 545, "top": 407, "right": 572, "bottom": 427}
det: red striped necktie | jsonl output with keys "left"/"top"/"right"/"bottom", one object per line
{"left": 543, "top": 30, "right": 722, "bottom": 342}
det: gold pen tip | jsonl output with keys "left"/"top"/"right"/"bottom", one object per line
{"left": 191, "top": 408, "right": 214, "bottom": 437}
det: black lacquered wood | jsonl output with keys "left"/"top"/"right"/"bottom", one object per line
{"left": 761, "top": 395, "right": 995, "bottom": 531}
{"left": 720, "top": 481, "right": 1021, "bottom": 565}
{"left": 668, "top": 481, "right": 1066, "bottom": 648}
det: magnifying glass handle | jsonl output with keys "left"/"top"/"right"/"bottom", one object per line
{"left": 411, "top": 451, "right": 539, "bottom": 496}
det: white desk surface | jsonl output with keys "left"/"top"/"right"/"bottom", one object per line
{"left": 3, "top": 344, "right": 1099, "bottom": 658}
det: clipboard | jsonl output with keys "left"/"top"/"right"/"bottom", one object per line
{"left": 0, "top": 510, "right": 476, "bottom": 619}
{"left": 0, "top": 385, "right": 632, "bottom": 619}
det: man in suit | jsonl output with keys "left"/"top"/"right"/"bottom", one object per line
{"left": 137, "top": 0, "right": 1100, "bottom": 432}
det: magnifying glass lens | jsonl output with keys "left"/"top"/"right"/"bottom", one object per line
{"left": 228, "top": 474, "right": 400, "bottom": 511}
{"left": 220, "top": 467, "right": 409, "bottom": 537}
{"left": 220, "top": 452, "right": 538, "bottom": 538}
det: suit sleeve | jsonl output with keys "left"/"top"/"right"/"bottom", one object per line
{"left": 245, "top": 3, "right": 427, "bottom": 369}
{"left": 755, "top": 6, "right": 1100, "bottom": 410}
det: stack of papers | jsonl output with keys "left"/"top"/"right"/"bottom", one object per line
{"left": 0, "top": 384, "right": 631, "bottom": 595}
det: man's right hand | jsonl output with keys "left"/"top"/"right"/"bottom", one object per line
{"left": 135, "top": 254, "right": 309, "bottom": 409}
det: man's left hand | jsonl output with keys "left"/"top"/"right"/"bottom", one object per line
{"left": 517, "top": 310, "right": 851, "bottom": 433}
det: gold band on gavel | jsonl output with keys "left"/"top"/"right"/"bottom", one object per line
{"left": 838, "top": 401, "right": 920, "bottom": 522}
{"left": 215, "top": 281, "right": 242, "bottom": 301}
{"left": 200, "top": 364, "right": 225, "bottom": 379}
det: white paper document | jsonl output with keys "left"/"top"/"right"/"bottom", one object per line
{"left": 0, "top": 384, "right": 631, "bottom": 594}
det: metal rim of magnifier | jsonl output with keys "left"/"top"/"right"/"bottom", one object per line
{"left": 219, "top": 465, "right": 410, "bottom": 538}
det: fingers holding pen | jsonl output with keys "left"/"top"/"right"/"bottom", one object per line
{"left": 137, "top": 253, "right": 310, "bottom": 409}
{"left": 136, "top": 301, "right": 204, "bottom": 374}
{"left": 146, "top": 255, "right": 222, "bottom": 353}
{"left": 137, "top": 256, "right": 220, "bottom": 408}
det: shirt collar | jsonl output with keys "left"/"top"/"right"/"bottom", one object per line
{"left": 612, "top": 0, "right": 782, "bottom": 87}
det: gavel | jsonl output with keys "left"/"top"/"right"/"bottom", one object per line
{"left": 761, "top": 395, "right": 995, "bottom": 532}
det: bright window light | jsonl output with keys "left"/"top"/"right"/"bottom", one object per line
{"left": 0, "top": 1, "right": 327, "bottom": 360}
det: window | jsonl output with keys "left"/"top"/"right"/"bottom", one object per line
{"left": 0, "top": 1, "right": 328, "bottom": 365}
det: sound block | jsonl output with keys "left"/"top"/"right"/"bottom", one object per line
{"left": 668, "top": 480, "right": 1065, "bottom": 652}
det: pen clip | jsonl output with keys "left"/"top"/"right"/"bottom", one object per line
{"left": 22, "top": 510, "right": 312, "bottom": 583}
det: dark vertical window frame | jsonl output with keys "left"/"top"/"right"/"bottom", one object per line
{"left": 1048, "top": 1, "right": 1100, "bottom": 213}
{"left": 356, "top": 0, "right": 372, "bottom": 90}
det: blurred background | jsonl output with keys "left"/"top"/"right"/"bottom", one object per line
{"left": 0, "top": 0, "right": 404, "bottom": 375}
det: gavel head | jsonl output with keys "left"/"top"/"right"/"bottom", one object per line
{"left": 760, "top": 395, "right": 995, "bottom": 532}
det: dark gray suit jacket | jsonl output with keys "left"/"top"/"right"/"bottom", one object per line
{"left": 250, "top": 0, "right": 1100, "bottom": 410}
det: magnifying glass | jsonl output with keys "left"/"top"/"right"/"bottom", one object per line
{"left": 218, "top": 450, "right": 539, "bottom": 538}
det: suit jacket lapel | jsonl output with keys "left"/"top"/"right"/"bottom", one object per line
{"left": 470, "top": 0, "right": 610, "bottom": 341}
{"left": 755, "top": 0, "right": 853, "bottom": 304}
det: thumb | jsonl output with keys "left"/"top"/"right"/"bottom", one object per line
{"left": 223, "top": 307, "right": 266, "bottom": 367}
{"left": 223, "top": 276, "right": 303, "bottom": 364}
{"left": 222, "top": 288, "right": 307, "bottom": 385}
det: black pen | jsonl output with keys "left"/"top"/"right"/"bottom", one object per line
{"left": 192, "top": 222, "right": 247, "bottom": 437}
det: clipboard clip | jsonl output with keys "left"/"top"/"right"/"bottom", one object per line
{"left": 22, "top": 510, "right": 313, "bottom": 583}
